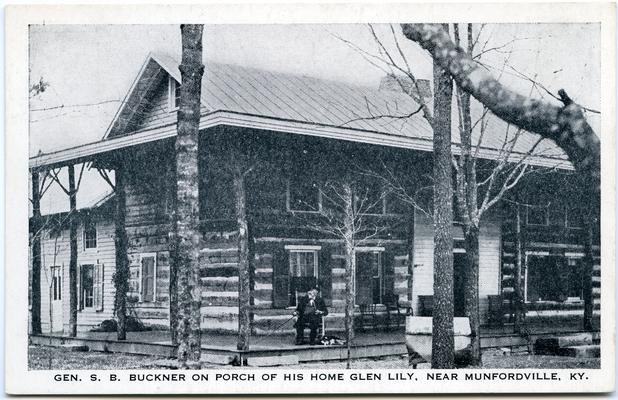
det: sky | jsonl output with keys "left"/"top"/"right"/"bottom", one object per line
{"left": 28, "top": 23, "right": 601, "bottom": 213}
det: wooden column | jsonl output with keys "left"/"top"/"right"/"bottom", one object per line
{"left": 30, "top": 171, "right": 42, "bottom": 334}
{"left": 68, "top": 165, "right": 78, "bottom": 337}
{"left": 113, "top": 168, "right": 129, "bottom": 340}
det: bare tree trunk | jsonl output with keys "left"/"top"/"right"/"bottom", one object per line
{"left": 342, "top": 182, "right": 355, "bottom": 369}
{"left": 68, "top": 165, "right": 78, "bottom": 337}
{"left": 113, "top": 169, "right": 129, "bottom": 340}
{"left": 234, "top": 170, "right": 251, "bottom": 351}
{"left": 431, "top": 32, "right": 455, "bottom": 369}
{"left": 174, "top": 24, "right": 204, "bottom": 366}
{"left": 582, "top": 210, "right": 595, "bottom": 331}
{"left": 31, "top": 171, "right": 42, "bottom": 335}
{"left": 513, "top": 204, "right": 527, "bottom": 333}
{"left": 462, "top": 225, "right": 481, "bottom": 366}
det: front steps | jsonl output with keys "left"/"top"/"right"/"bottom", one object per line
{"left": 534, "top": 332, "right": 600, "bottom": 358}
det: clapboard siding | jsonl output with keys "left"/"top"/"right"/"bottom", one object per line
{"left": 38, "top": 221, "right": 116, "bottom": 333}
{"left": 411, "top": 211, "right": 501, "bottom": 321}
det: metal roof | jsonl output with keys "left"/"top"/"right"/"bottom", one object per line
{"left": 31, "top": 52, "right": 570, "bottom": 170}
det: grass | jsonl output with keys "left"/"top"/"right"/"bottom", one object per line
{"left": 29, "top": 345, "right": 600, "bottom": 370}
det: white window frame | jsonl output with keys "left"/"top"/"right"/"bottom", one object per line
{"left": 80, "top": 264, "right": 96, "bottom": 310}
{"left": 287, "top": 248, "right": 319, "bottom": 307}
{"left": 353, "top": 247, "right": 385, "bottom": 305}
{"left": 286, "top": 179, "right": 322, "bottom": 213}
{"left": 168, "top": 77, "right": 180, "bottom": 112}
{"left": 139, "top": 252, "right": 157, "bottom": 303}
{"left": 50, "top": 265, "right": 62, "bottom": 301}
{"left": 83, "top": 221, "right": 97, "bottom": 250}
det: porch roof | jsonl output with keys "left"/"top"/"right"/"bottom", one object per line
{"left": 29, "top": 52, "right": 572, "bottom": 171}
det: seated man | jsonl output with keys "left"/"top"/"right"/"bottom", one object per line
{"left": 293, "top": 287, "right": 328, "bottom": 345}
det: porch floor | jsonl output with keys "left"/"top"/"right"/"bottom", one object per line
{"left": 31, "top": 316, "right": 599, "bottom": 365}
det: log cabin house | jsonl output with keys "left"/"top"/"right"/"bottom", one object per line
{"left": 29, "top": 53, "right": 600, "bottom": 335}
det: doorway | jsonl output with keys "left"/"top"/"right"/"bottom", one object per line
{"left": 453, "top": 252, "right": 466, "bottom": 317}
{"left": 50, "top": 266, "right": 63, "bottom": 332}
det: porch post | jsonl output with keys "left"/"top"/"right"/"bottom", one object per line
{"left": 113, "top": 168, "right": 129, "bottom": 340}
{"left": 68, "top": 164, "right": 78, "bottom": 337}
{"left": 513, "top": 202, "right": 527, "bottom": 334}
{"left": 406, "top": 208, "right": 415, "bottom": 310}
{"left": 30, "top": 170, "right": 42, "bottom": 334}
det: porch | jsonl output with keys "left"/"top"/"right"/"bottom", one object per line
{"left": 30, "top": 315, "right": 599, "bottom": 366}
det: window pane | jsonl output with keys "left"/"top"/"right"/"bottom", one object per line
{"left": 548, "top": 205, "right": 565, "bottom": 226}
{"left": 355, "top": 182, "right": 383, "bottom": 215}
{"left": 567, "top": 207, "right": 584, "bottom": 228}
{"left": 289, "top": 179, "right": 319, "bottom": 211}
{"left": 82, "top": 265, "right": 94, "bottom": 308}
{"left": 527, "top": 206, "right": 547, "bottom": 225}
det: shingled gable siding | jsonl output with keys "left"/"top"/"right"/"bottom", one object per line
{"left": 411, "top": 210, "right": 501, "bottom": 323}
{"left": 38, "top": 221, "right": 116, "bottom": 333}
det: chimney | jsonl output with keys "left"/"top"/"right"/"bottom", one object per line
{"left": 379, "top": 74, "right": 432, "bottom": 100}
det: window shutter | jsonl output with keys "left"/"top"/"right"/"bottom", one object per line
{"left": 382, "top": 249, "right": 396, "bottom": 300}
{"left": 318, "top": 246, "right": 333, "bottom": 306}
{"left": 141, "top": 256, "right": 155, "bottom": 302}
{"left": 272, "top": 246, "right": 290, "bottom": 308}
{"left": 77, "top": 264, "right": 82, "bottom": 310}
{"left": 94, "top": 264, "right": 104, "bottom": 311}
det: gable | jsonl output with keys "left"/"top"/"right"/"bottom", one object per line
{"left": 106, "top": 57, "right": 179, "bottom": 138}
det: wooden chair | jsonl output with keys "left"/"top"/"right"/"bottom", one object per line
{"left": 358, "top": 304, "right": 378, "bottom": 331}
{"left": 383, "top": 294, "right": 403, "bottom": 331}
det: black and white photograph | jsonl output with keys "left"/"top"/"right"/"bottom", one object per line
{"left": 6, "top": 2, "right": 615, "bottom": 395}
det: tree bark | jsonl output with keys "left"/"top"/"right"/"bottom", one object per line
{"left": 68, "top": 165, "right": 78, "bottom": 337}
{"left": 234, "top": 170, "right": 251, "bottom": 351}
{"left": 582, "top": 209, "right": 596, "bottom": 331}
{"left": 431, "top": 29, "right": 455, "bottom": 369}
{"left": 174, "top": 24, "right": 204, "bottom": 366}
{"left": 342, "top": 182, "right": 355, "bottom": 369}
{"left": 113, "top": 168, "right": 129, "bottom": 341}
{"left": 462, "top": 225, "right": 481, "bottom": 366}
{"left": 513, "top": 204, "right": 527, "bottom": 334}
{"left": 401, "top": 23, "right": 600, "bottom": 191}
{"left": 30, "top": 171, "right": 42, "bottom": 335}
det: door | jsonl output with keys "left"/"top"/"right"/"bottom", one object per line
{"left": 50, "top": 266, "right": 63, "bottom": 332}
{"left": 453, "top": 253, "right": 466, "bottom": 317}
{"left": 355, "top": 251, "right": 382, "bottom": 305}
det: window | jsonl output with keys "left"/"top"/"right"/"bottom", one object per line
{"left": 51, "top": 266, "right": 62, "bottom": 301}
{"left": 79, "top": 264, "right": 104, "bottom": 310}
{"left": 287, "top": 178, "right": 321, "bottom": 212}
{"left": 355, "top": 249, "right": 383, "bottom": 304}
{"left": 127, "top": 254, "right": 158, "bottom": 303}
{"left": 80, "top": 264, "right": 94, "bottom": 308}
{"left": 169, "top": 77, "right": 181, "bottom": 110}
{"left": 49, "top": 228, "right": 62, "bottom": 240}
{"left": 355, "top": 180, "right": 385, "bottom": 215}
{"left": 526, "top": 205, "right": 548, "bottom": 226}
{"left": 288, "top": 248, "right": 318, "bottom": 307}
{"left": 141, "top": 254, "right": 157, "bottom": 302}
{"left": 525, "top": 254, "right": 584, "bottom": 302}
{"left": 567, "top": 207, "right": 584, "bottom": 229}
{"left": 548, "top": 204, "right": 566, "bottom": 226}
{"left": 83, "top": 221, "right": 97, "bottom": 249}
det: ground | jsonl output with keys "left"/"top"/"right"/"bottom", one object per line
{"left": 29, "top": 345, "right": 600, "bottom": 370}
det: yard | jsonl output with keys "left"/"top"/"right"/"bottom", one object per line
{"left": 29, "top": 345, "right": 599, "bottom": 370}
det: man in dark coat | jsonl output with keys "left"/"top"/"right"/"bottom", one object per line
{"left": 293, "top": 287, "right": 328, "bottom": 345}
